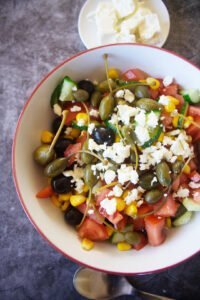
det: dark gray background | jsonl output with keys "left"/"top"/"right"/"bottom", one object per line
{"left": 0, "top": 0, "right": 200, "bottom": 299}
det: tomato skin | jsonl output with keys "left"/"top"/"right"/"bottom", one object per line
{"left": 116, "top": 216, "right": 128, "bottom": 231}
{"left": 161, "top": 84, "right": 178, "bottom": 97}
{"left": 172, "top": 174, "right": 188, "bottom": 191}
{"left": 133, "top": 233, "right": 148, "bottom": 251}
{"left": 133, "top": 204, "right": 152, "bottom": 231}
{"left": 144, "top": 215, "right": 166, "bottom": 246}
{"left": 189, "top": 171, "right": 200, "bottom": 182}
{"left": 64, "top": 143, "right": 82, "bottom": 166}
{"left": 188, "top": 106, "right": 200, "bottom": 118}
{"left": 189, "top": 160, "right": 197, "bottom": 172}
{"left": 77, "top": 203, "right": 104, "bottom": 224}
{"left": 64, "top": 103, "right": 85, "bottom": 125}
{"left": 122, "top": 69, "right": 148, "bottom": 81}
{"left": 78, "top": 218, "right": 109, "bottom": 241}
{"left": 36, "top": 186, "right": 54, "bottom": 198}
{"left": 95, "top": 189, "right": 111, "bottom": 206}
{"left": 154, "top": 195, "right": 180, "bottom": 217}
{"left": 161, "top": 111, "right": 173, "bottom": 129}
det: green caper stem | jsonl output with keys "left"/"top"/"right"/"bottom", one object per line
{"left": 82, "top": 102, "right": 90, "bottom": 141}
{"left": 115, "top": 114, "right": 124, "bottom": 141}
{"left": 112, "top": 83, "right": 149, "bottom": 94}
{"left": 49, "top": 110, "right": 68, "bottom": 153}
{"left": 103, "top": 53, "right": 112, "bottom": 93}
{"left": 77, "top": 187, "right": 92, "bottom": 228}
{"left": 65, "top": 149, "right": 106, "bottom": 164}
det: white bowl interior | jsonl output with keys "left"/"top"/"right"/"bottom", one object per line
{"left": 13, "top": 44, "right": 200, "bottom": 274}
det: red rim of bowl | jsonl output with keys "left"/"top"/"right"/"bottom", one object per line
{"left": 12, "top": 43, "right": 200, "bottom": 275}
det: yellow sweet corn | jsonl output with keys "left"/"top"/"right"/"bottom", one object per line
{"left": 81, "top": 238, "right": 94, "bottom": 251}
{"left": 51, "top": 195, "right": 61, "bottom": 208}
{"left": 166, "top": 217, "right": 172, "bottom": 228}
{"left": 108, "top": 68, "right": 119, "bottom": 79}
{"left": 146, "top": 77, "right": 160, "bottom": 90}
{"left": 70, "top": 128, "right": 81, "bottom": 138}
{"left": 158, "top": 132, "right": 165, "bottom": 142}
{"left": 41, "top": 130, "right": 54, "bottom": 144}
{"left": 70, "top": 195, "right": 87, "bottom": 207}
{"left": 125, "top": 203, "right": 138, "bottom": 217}
{"left": 117, "top": 242, "right": 132, "bottom": 251}
{"left": 182, "top": 164, "right": 191, "bottom": 175}
{"left": 122, "top": 190, "right": 129, "bottom": 200}
{"left": 168, "top": 96, "right": 179, "bottom": 105}
{"left": 184, "top": 116, "right": 194, "bottom": 129}
{"left": 115, "top": 135, "right": 121, "bottom": 143}
{"left": 106, "top": 226, "right": 114, "bottom": 237}
{"left": 116, "top": 198, "right": 126, "bottom": 212}
{"left": 61, "top": 201, "right": 70, "bottom": 212}
{"left": 165, "top": 102, "right": 176, "bottom": 113}
{"left": 58, "top": 193, "right": 72, "bottom": 202}
{"left": 172, "top": 116, "right": 179, "bottom": 128}
{"left": 76, "top": 113, "right": 89, "bottom": 124}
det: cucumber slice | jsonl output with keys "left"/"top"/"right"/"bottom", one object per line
{"left": 111, "top": 232, "right": 125, "bottom": 244}
{"left": 181, "top": 89, "right": 200, "bottom": 104}
{"left": 173, "top": 211, "right": 193, "bottom": 227}
{"left": 183, "top": 198, "right": 200, "bottom": 211}
{"left": 178, "top": 102, "right": 189, "bottom": 128}
{"left": 59, "top": 76, "right": 77, "bottom": 102}
{"left": 104, "top": 119, "right": 117, "bottom": 133}
{"left": 142, "top": 125, "right": 163, "bottom": 148}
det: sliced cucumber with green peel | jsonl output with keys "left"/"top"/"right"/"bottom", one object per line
{"left": 142, "top": 125, "right": 163, "bottom": 148}
{"left": 104, "top": 119, "right": 117, "bottom": 133}
{"left": 111, "top": 232, "right": 125, "bottom": 244}
{"left": 183, "top": 197, "right": 200, "bottom": 211}
{"left": 181, "top": 89, "right": 200, "bottom": 104}
{"left": 59, "top": 76, "right": 77, "bottom": 102}
{"left": 173, "top": 211, "right": 193, "bottom": 227}
{"left": 178, "top": 102, "right": 189, "bottom": 128}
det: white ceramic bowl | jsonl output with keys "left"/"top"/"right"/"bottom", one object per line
{"left": 13, "top": 44, "right": 200, "bottom": 274}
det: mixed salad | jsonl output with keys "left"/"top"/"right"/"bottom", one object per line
{"left": 34, "top": 55, "right": 200, "bottom": 251}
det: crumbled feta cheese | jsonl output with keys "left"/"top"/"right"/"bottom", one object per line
{"left": 146, "top": 111, "right": 159, "bottom": 128}
{"left": 89, "top": 109, "right": 99, "bottom": 117}
{"left": 151, "top": 176, "right": 158, "bottom": 186}
{"left": 103, "top": 142, "right": 130, "bottom": 164}
{"left": 174, "top": 187, "right": 190, "bottom": 198}
{"left": 72, "top": 86, "right": 78, "bottom": 92}
{"left": 88, "top": 123, "right": 95, "bottom": 135}
{"left": 88, "top": 139, "right": 106, "bottom": 152}
{"left": 168, "top": 129, "right": 181, "bottom": 136}
{"left": 115, "top": 90, "right": 125, "bottom": 98}
{"left": 125, "top": 189, "right": 138, "bottom": 205}
{"left": 112, "top": 0, "right": 136, "bottom": 19}
{"left": 53, "top": 104, "right": 62, "bottom": 116}
{"left": 171, "top": 109, "right": 178, "bottom": 117}
{"left": 117, "top": 164, "right": 139, "bottom": 185}
{"left": 135, "top": 109, "right": 146, "bottom": 127}
{"left": 70, "top": 105, "right": 81, "bottom": 112}
{"left": 113, "top": 185, "right": 123, "bottom": 197}
{"left": 163, "top": 76, "right": 173, "bottom": 87}
{"left": 77, "top": 119, "right": 87, "bottom": 127}
{"left": 158, "top": 95, "right": 170, "bottom": 106}
{"left": 189, "top": 182, "right": 200, "bottom": 189}
{"left": 117, "top": 105, "right": 138, "bottom": 125}
{"left": 139, "top": 13, "right": 160, "bottom": 42}
{"left": 170, "top": 132, "right": 193, "bottom": 159}
{"left": 104, "top": 170, "right": 116, "bottom": 184}
{"left": 100, "top": 198, "right": 117, "bottom": 215}
{"left": 88, "top": 209, "right": 95, "bottom": 215}
{"left": 109, "top": 113, "right": 118, "bottom": 125}
{"left": 63, "top": 166, "right": 84, "bottom": 193}
{"left": 91, "top": 162, "right": 111, "bottom": 176}
{"left": 135, "top": 125, "right": 150, "bottom": 144}
{"left": 124, "top": 89, "right": 135, "bottom": 103}
{"left": 65, "top": 127, "right": 72, "bottom": 135}
{"left": 162, "top": 136, "right": 174, "bottom": 146}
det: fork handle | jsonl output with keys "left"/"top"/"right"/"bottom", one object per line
{"left": 138, "top": 290, "right": 175, "bottom": 300}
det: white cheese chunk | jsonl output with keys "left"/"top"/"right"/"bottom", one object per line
{"left": 139, "top": 13, "right": 161, "bottom": 42}
{"left": 89, "top": 109, "right": 99, "bottom": 117}
{"left": 88, "top": 123, "right": 95, "bottom": 135}
{"left": 124, "top": 189, "right": 138, "bottom": 205}
{"left": 135, "top": 109, "right": 146, "bottom": 126}
{"left": 113, "top": 185, "right": 123, "bottom": 197}
{"left": 103, "top": 142, "right": 131, "bottom": 164}
{"left": 115, "top": 32, "right": 136, "bottom": 43}
{"left": 70, "top": 105, "right": 82, "bottom": 112}
{"left": 100, "top": 198, "right": 117, "bottom": 215}
{"left": 163, "top": 76, "right": 173, "bottom": 87}
{"left": 174, "top": 187, "right": 190, "bottom": 198}
{"left": 135, "top": 125, "right": 150, "bottom": 144}
{"left": 112, "top": 0, "right": 136, "bottom": 19}
{"left": 104, "top": 170, "right": 116, "bottom": 184}
{"left": 117, "top": 164, "right": 139, "bottom": 185}
{"left": 146, "top": 111, "right": 159, "bottom": 128}
{"left": 158, "top": 95, "right": 170, "bottom": 106}
{"left": 189, "top": 182, "right": 200, "bottom": 189}
{"left": 117, "top": 104, "right": 138, "bottom": 125}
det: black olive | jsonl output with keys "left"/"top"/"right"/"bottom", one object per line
{"left": 54, "top": 138, "right": 73, "bottom": 157}
{"left": 64, "top": 206, "right": 83, "bottom": 226}
{"left": 51, "top": 174, "right": 75, "bottom": 194}
{"left": 91, "top": 126, "right": 115, "bottom": 146}
{"left": 52, "top": 117, "right": 66, "bottom": 134}
{"left": 78, "top": 80, "right": 95, "bottom": 95}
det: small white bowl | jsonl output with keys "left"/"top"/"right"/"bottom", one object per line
{"left": 78, "top": 0, "right": 170, "bottom": 48}
{"left": 13, "top": 44, "right": 200, "bottom": 275}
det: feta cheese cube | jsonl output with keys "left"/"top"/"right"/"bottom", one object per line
{"left": 112, "top": 0, "right": 136, "bottom": 19}
{"left": 104, "top": 170, "right": 116, "bottom": 184}
{"left": 139, "top": 13, "right": 161, "bottom": 42}
{"left": 113, "top": 185, "right": 123, "bottom": 197}
{"left": 135, "top": 125, "right": 150, "bottom": 144}
{"left": 100, "top": 198, "right": 117, "bottom": 215}
{"left": 163, "top": 76, "right": 173, "bottom": 87}
{"left": 146, "top": 111, "right": 159, "bottom": 128}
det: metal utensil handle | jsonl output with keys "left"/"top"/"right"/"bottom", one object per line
{"left": 139, "top": 290, "right": 175, "bottom": 300}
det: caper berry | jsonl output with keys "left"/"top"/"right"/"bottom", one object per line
{"left": 91, "top": 91, "right": 102, "bottom": 107}
{"left": 73, "top": 89, "right": 89, "bottom": 102}
{"left": 99, "top": 94, "right": 115, "bottom": 121}
{"left": 135, "top": 98, "right": 162, "bottom": 111}
{"left": 33, "top": 145, "right": 55, "bottom": 166}
{"left": 44, "top": 157, "right": 68, "bottom": 177}
{"left": 84, "top": 164, "right": 98, "bottom": 188}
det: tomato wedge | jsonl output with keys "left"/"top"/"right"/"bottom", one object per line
{"left": 188, "top": 106, "right": 200, "bottom": 118}
{"left": 161, "top": 84, "right": 179, "bottom": 97}
{"left": 133, "top": 204, "right": 152, "bottom": 231}
{"left": 64, "top": 103, "right": 85, "bottom": 125}
{"left": 36, "top": 186, "right": 54, "bottom": 198}
{"left": 154, "top": 195, "right": 179, "bottom": 217}
{"left": 133, "top": 233, "right": 148, "bottom": 251}
{"left": 78, "top": 218, "right": 109, "bottom": 241}
{"left": 122, "top": 69, "right": 148, "bottom": 81}
{"left": 64, "top": 143, "right": 82, "bottom": 166}
{"left": 95, "top": 188, "right": 111, "bottom": 206}
{"left": 77, "top": 203, "right": 103, "bottom": 224}
{"left": 144, "top": 215, "right": 166, "bottom": 246}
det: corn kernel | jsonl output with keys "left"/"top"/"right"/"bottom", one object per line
{"left": 166, "top": 217, "right": 172, "bottom": 228}
{"left": 41, "top": 130, "right": 54, "bottom": 144}
{"left": 183, "top": 164, "right": 191, "bottom": 174}
{"left": 51, "top": 195, "right": 61, "bottom": 208}
{"left": 106, "top": 226, "right": 114, "bottom": 237}
{"left": 177, "top": 155, "right": 183, "bottom": 161}
{"left": 116, "top": 198, "right": 126, "bottom": 212}
{"left": 70, "top": 195, "right": 86, "bottom": 207}
{"left": 58, "top": 193, "right": 72, "bottom": 202}
{"left": 184, "top": 116, "right": 194, "bottom": 129}
{"left": 115, "top": 135, "right": 121, "bottom": 143}
{"left": 76, "top": 113, "right": 89, "bottom": 124}
{"left": 158, "top": 132, "right": 165, "bottom": 142}
{"left": 117, "top": 242, "right": 132, "bottom": 251}
{"left": 122, "top": 190, "right": 129, "bottom": 200}
{"left": 165, "top": 102, "right": 176, "bottom": 113}
{"left": 172, "top": 116, "right": 179, "bottom": 128}
{"left": 70, "top": 128, "right": 81, "bottom": 138}
{"left": 108, "top": 68, "right": 119, "bottom": 79}
{"left": 168, "top": 96, "right": 179, "bottom": 106}
{"left": 139, "top": 79, "right": 146, "bottom": 83}
{"left": 81, "top": 238, "right": 94, "bottom": 251}
{"left": 125, "top": 203, "right": 138, "bottom": 217}
{"left": 82, "top": 184, "right": 89, "bottom": 193}
{"left": 61, "top": 201, "right": 70, "bottom": 212}
{"left": 146, "top": 77, "right": 160, "bottom": 90}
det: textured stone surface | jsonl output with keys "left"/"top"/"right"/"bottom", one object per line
{"left": 0, "top": 0, "right": 200, "bottom": 299}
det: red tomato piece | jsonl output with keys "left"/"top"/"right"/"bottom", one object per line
{"left": 95, "top": 188, "right": 111, "bottom": 206}
{"left": 161, "top": 111, "right": 173, "bottom": 129}
{"left": 189, "top": 160, "right": 197, "bottom": 172}
{"left": 189, "top": 171, "right": 200, "bottom": 182}
{"left": 172, "top": 176, "right": 180, "bottom": 192}
{"left": 122, "top": 69, "right": 148, "bottom": 81}
{"left": 116, "top": 216, "right": 128, "bottom": 231}
{"left": 64, "top": 143, "right": 82, "bottom": 166}
{"left": 133, "top": 204, "right": 153, "bottom": 231}
{"left": 188, "top": 106, "right": 200, "bottom": 118}
{"left": 77, "top": 204, "right": 104, "bottom": 224}
{"left": 149, "top": 88, "right": 159, "bottom": 100}
{"left": 78, "top": 218, "right": 109, "bottom": 241}
{"left": 36, "top": 186, "right": 54, "bottom": 198}
{"left": 106, "top": 211, "right": 124, "bottom": 225}
{"left": 154, "top": 195, "right": 180, "bottom": 217}
{"left": 161, "top": 84, "right": 178, "bottom": 97}
{"left": 192, "top": 189, "right": 200, "bottom": 203}
{"left": 64, "top": 103, "right": 85, "bottom": 125}
{"left": 133, "top": 233, "right": 148, "bottom": 251}
{"left": 144, "top": 215, "right": 166, "bottom": 246}
{"left": 186, "top": 124, "right": 199, "bottom": 137}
